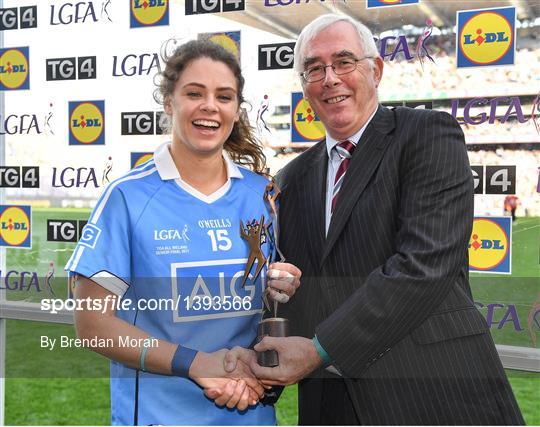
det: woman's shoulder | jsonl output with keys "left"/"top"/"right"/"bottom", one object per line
{"left": 99, "top": 159, "right": 163, "bottom": 206}
{"left": 235, "top": 165, "right": 270, "bottom": 192}
{"left": 109, "top": 159, "right": 160, "bottom": 189}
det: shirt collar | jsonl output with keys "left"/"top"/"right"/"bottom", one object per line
{"left": 153, "top": 142, "right": 244, "bottom": 181}
{"left": 325, "top": 106, "right": 378, "bottom": 159}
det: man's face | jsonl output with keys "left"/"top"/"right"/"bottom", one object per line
{"left": 301, "top": 21, "right": 383, "bottom": 141}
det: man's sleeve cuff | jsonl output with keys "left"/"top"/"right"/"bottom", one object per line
{"left": 313, "top": 335, "right": 332, "bottom": 365}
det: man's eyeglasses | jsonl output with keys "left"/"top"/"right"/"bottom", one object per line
{"left": 301, "top": 56, "right": 373, "bottom": 83}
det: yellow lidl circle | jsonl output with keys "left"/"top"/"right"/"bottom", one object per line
{"left": 131, "top": 0, "right": 167, "bottom": 26}
{"left": 70, "top": 102, "right": 104, "bottom": 144}
{"left": 468, "top": 219, "right": 509, "bottom": 270}
{"left": 134, "top": 154, "right": 153, "bottom": 167}
{"left": 293, "top": 98, "right": 325, "bottom": 141}
{"left": 0, "top": 49, "right": 29, "bottom": 89}
{"left": 460, "top": 12, "right": 512, "bottom": 65}
{"left": 208, "top": 35, "right": 240, "bottom": 62}
{"left": 0, "top": 207, "right": 30, "bottom": 246}
{"left": 380, "top": 0, "right": 401, "bottom": 3}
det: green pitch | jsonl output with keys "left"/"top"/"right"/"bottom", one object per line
{"left": 3, "top": 209, "right": 539, "bottom": 425}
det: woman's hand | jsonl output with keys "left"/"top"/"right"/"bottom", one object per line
{"left": 266, "top": 262, "right": 302, "bottom": 303}
{"left": 189, "top": 349, "right": 264, "bottom": 411}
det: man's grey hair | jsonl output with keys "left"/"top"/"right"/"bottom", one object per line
{"left": 293, "top": 14, "right": 379, "bottom": 75}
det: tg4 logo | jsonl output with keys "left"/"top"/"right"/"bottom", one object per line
{"left": 186, "top": 0, "right": 244, "bottom": 15}
{"left": 0, "top": 6, "right": 37, "bottom": 30}
{"left": 471, "top": 165, "right": 516, "bottom": 195}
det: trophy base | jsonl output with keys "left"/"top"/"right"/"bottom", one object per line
{"left": 257, "top": 317, "right": 290, "bottom": 367}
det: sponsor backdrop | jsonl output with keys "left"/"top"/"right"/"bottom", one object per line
{"left": 0, "top": 0, "right": 538, "bottom": 349}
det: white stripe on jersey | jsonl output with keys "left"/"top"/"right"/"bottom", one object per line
{"left": 90, "top": 165, "right": 157, "bottom": 224}
{"left": 66, "top": 163, "right": 157, "bottom": 273}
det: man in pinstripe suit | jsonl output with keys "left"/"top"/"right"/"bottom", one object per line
{"left": 224, "top": 13, "right": 524, "bottom": 425}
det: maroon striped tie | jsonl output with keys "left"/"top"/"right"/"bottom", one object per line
{"left": 331, "top": 140, "right": 356, "bottom": 213}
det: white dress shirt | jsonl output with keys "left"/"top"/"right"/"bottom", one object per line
{"left": 324, "top": 108, "right": 378, "bottom": 234}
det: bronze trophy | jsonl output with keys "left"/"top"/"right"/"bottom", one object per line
{"left": 240, "top": 181, "right": 289, "bottom": 367}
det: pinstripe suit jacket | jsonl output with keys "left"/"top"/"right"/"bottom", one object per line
{"left": 275, "top": 106, "right": 523, "bottom": 425}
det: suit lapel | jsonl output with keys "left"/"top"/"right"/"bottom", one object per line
{"left": 321, "top": 106, "right": 396, "bottom": 265}
{"left": 299, "top": 142, "right": 328, "bottom": 266}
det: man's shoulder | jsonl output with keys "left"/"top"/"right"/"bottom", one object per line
{"left": 275, "top": 141, "right": 325, "bottom": 188}
{"left": 392, "top": 106, "right": 457, "bottom": 127}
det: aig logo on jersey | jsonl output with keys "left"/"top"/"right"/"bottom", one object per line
{"left": 130, "top": 0, "right": 168, "bottom": 28}
{"left": 291, "top": 92, "right": 325, "bottom": 143}
{"left": 367, "top": 0, "right": 419, "bottom": 8}
{"left": 0, "top": 205, "right": 31, "bottom": 248}
{"left": 469, "top": 217, "right": 511, "bottom": 274}
{"left": 171, "top": 259, "right": 263, "bottom": 322}
{"left": 69, "top": 100, "right": 105, "bottom": 145}
{"left": 457, "top": 7, "right": 515, "bottom": 68}
{"left": 0, "top": 47, "right": 30, "bottom": 90}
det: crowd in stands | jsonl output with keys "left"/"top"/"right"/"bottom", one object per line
{"left": 461, "top": 120, "right": 538, "bottom": 143}
{"left": 380, "top": 35, "right": 539, "bottom": 100}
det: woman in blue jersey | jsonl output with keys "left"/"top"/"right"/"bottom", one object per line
{"left": 66, "top": 40, "right": 301, "bottom": 425}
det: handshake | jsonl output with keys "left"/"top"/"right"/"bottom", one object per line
{"left": 189, "top": 336, "right": 324, "bottom": 411}
{"left": 188, "top": 262, "right": 322, "bottom": 411}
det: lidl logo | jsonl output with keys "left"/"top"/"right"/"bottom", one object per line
{"left": 0, "top": 205, "right": 31, "bottom": 248}
{"left": 291, "top": 92, "right": 325, "bottom": 143}
{"left": 199, "top": 31, "right": 240, "bottom": 64}
{"left": 69, "top": 100, "right": 105, "bottom": 145}
{"left": 0, "top": 47, "right": 29, "bottom": 90}
{"left": 367, "top": 0, "right": 419, "bottom": 8}
{"left": 469, "top": 216, "right": 511, "bottom": 274}
{"left": 457, "top": 7, "right": 515, "bottom": 68}
{"left": 130, "top": 0, "right": 168, "bottom": 28}
{"left": 131, "top": 152, "right": 153, "bottom": 168}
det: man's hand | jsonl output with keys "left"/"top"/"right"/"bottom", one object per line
{"left": 224, "top": 337, "right": 323, "bottom": 386}
{"left": 189, "top": 349, "right": 264, "bottom": 411}
{"left": 267, "top": 262, "right": 301, "bottom": 303}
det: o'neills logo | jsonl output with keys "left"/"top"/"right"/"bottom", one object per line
{"left": 0, "top": 47, "right": 30, "bottom": 90}
{"left": 457, "top": 7, "right": 515, "bottom": 68}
